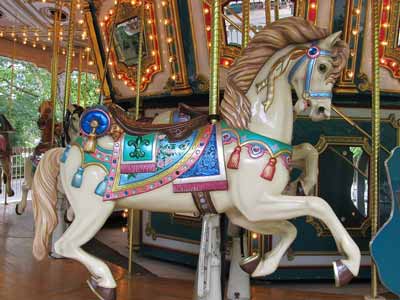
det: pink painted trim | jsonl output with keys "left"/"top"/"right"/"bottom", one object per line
{"left": 173, "top": 180, "right": 228, "bottom": 193}
{"left": 103, "top": 125, "right": 213, "bottom": 201}
{"left": 120, "top": 163, "right": 157, "bottom": 173}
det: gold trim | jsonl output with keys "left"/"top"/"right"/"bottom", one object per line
{"left": 309, "top": 135, "right": 372, "bottom": 237}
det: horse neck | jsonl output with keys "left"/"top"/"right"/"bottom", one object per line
{"left": 246, "top": 47, "right": 295, "bottom": 145}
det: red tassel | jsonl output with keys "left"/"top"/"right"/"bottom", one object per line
{"left": 261, "top": 157, "right": 277, "bottom": 181}
{"left": 227, "top": 146, "right": 242, "bottom": 169}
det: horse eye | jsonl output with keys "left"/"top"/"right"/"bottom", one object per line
{"left": 318, "top": 64, "right": 327, "bottom": 73}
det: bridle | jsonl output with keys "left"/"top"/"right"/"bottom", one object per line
{"left": 288, "top": 45, "right": 332, "bottom": 100}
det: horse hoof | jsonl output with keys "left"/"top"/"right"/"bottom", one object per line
{"left": 87, "top": 277, "right": 116, "bottom": 300}
{"left": 239, "top": 254, "right": 261, "bottom": 275}
{"left": 15, "top": 204, "right": 22, "bottom": 216}
{"left": 8, "top": 190, "right": 14, "bottom": 197}
{"left": 333, "top": 260, "right": 354, "bottom": 287}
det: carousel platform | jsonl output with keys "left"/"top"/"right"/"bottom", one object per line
{"left": 0, "top": 201, "right": 393, "bottom": 300}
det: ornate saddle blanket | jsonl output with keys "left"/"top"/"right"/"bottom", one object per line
{"left": 70, "top": 124, "right": 228, "bottom": 201}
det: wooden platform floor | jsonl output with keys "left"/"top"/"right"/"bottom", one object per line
{"left": 0, "top": 201, "right": 388, "bottom": 300}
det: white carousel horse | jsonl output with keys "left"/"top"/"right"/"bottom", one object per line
{"left": 31, "top": 18, "right": 360, "bottom": 300}
{"left": 15, "top": 104, "right": 82, "bottom": 215}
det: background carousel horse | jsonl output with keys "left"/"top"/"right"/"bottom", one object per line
{"left": 15, "top": 102, "right": 82, "bottom": 215}
{"left": 0, "top": 114, "right": 16, "bottom": 197}
{"left": 31, "top": 18, "right": 360, "bottom": 300}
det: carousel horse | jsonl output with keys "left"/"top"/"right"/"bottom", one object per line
{"left": 31, "top": 18, "right": 360, "bottom": 300}
{"left": 153, "top": 106, "right": 319, "bottom": 300}
{"left": 15, "top": 102, "right": 82, "bottom": 215}
{"left": 0, "top": 114, "right": 15, "bottom": 197}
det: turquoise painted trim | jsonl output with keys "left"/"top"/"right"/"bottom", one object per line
{"left": 221, "top": 121, "right": 292, "bottom": 156}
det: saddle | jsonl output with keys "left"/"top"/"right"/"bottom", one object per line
{"left": 108, "top": 103, "right": 209, "bottom": 142}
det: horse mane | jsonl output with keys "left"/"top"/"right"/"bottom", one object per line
{"left": 221, "top": 17, "right": 348, "bottom": 129}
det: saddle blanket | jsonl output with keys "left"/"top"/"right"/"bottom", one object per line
{"left": 73, "top": 124, "right": 228, "bottom": 201}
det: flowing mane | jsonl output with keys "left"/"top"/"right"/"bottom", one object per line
{"left": 221, "top": 17, "right": 349, "bottom": 128}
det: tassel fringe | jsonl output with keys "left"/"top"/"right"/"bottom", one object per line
{"left": 227, "top": 146, "right": 242, "bottom": 169}
{"left": 260, "top": 157, "right": 277, "bottom": 181}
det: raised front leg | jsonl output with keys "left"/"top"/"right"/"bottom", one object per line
{"left": 236, "top": 194, "right": 360, "bottom": 285}
{"left": 290, "top": 143, "right": 319, "bottom": 196}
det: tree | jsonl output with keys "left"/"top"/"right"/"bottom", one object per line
{"left": 0, "top": 56, "right": 100, "bottom": 147}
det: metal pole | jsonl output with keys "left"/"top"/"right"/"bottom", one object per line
{"left": 369, "top": 0, "right": 381, "bottom": 298}
{"left": 274, "top": 0, "right": 280, "bottom": 21}
{"left": 8, "top": 38, "right": 15, "bottom": 118}
{"left": 99, "top": 0, "right": 121, "bottom": 104}
{"left": 128, "top": 2, "right": 145, "bottom": 276}
{"left": 265, "top": 0, "right": 271, "bottom": 24}
{"left": 50, "top": 0, "right": 61, "bottom": 147}
{"left": 77, "top": 48, "right": 83, "bottom": 106}
{"left": 242, "top": 0, "right": 250, "bottom": 49}
{"left": 63, "top": 0, "right": 77, "bottom": 117}
{"left": 209, "top": 0, "right": 221, "bottom": 120}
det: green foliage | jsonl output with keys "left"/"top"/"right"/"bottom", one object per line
{"left": 0, "top": 56, "right": 100, "bottom": 147}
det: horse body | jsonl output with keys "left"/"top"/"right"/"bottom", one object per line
{"left": 32, "top": 18, "right": 360, "bottom": 300}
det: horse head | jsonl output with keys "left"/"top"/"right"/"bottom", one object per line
{"left": 63, "top": 104, "right": 84, "bottom": 145}
{"left": 290, "top": 31, "right": 349, "bottom": 121}
{"left": 37, "top": 100, "right": 54, "bottom": 129}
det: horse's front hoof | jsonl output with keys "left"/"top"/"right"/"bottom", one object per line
{"left": 333, "top": 260, "right": 354, "bottom": 287}
{"left": 239, "top": 254, "right": 261, "bottom": 275}
{"left": 15, "top": 204, "right": 23, "bottom": 216}
{"left": 7, "top": 190, "right": 14, "bottom": 197}
{"left": 87, "top": 277, "right": 116, "bottom": 300}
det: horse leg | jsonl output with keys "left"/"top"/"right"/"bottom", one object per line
{"left": 16, "top": 159, "right": 32, "bottom": 215}
{"left": 238, "top": 194, "right": 360, "bottom": 285}
{"left": 3, "top": 157, "right": 14, "bottom": 197}
{"left": 50, "top": 192, "right": 69, "bottom": 258}
{"left": 227, "top": 210, "right": 297, "bottom": 277}
{"left": 54, "top": 199, "right": 116, "bottom": 299}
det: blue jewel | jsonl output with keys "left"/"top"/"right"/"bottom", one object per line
{"left": 309, "top": 47, "right": 318, "bottom": 55}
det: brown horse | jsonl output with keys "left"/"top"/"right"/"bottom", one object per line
{"left": 16, "top": 100, "right": 63, "bottom": 214}
{"left": 0, "top": 114, "right": 15, "bottom": 197}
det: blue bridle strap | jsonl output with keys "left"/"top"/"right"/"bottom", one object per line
{"left": 288, "top": 47, "right": 332, "bottom": 100}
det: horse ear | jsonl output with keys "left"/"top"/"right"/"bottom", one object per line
{"left": 318, "top": 31, "right": 342, "bottom": 49}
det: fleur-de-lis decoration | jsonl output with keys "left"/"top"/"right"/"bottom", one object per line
{"left": 128, "top": 136, "right": 151, "bottom": 159}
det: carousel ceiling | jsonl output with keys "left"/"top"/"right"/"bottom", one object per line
{"left": 0, "top": 0, "right": 89, "bottom": 49}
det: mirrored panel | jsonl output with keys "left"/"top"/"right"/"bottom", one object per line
{"left": 222, "top": 0, "right": 295, "bottom": 47}
{"left": 113, "top": 16, "right": 147, "bottom": 67}
{"left": 307, "top": 136, "right": 371, "bottom": 237}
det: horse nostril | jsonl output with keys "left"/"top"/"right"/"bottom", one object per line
{"left": 318, "top": 106, "right": 325, "bottom": 113}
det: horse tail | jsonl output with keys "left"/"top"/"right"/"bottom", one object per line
{"left": 32, "top": 148, "right": 63, "bottom": 260}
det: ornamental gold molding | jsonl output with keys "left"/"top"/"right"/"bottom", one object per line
{"left": 309, "top": 135, "right": 372, "bottom": 237}
{"left": 379, "top": 0, "right": 400, "bottom": 78}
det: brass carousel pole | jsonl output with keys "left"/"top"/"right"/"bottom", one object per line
{"left": 77, "top": 48, "right": 83, "bottom": 106}
{"left": 368, "top": 0, "right": 381, "bottom": 299}
{"left": 265, "top": 0, "right": 271, "bottom": 24}
{"left": 242, "top": 0, "right": 250, "bottom": 50}
{"left": 63, "top": 0, "right": 77, "bottom": 117}
{"left": 85, "top": 51, "right": 89, "bottom": 107}
{"left": 50, "top": 0, "right": 61, "bottom": 147}
{"left": 208, "top": 0, "right": 221, "bottom": 121}
{"left": 274, "top": 0, "right": 280, "bottom": 21}
{"left": 128, "top": 1, "right": 145, "bottom": 276}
